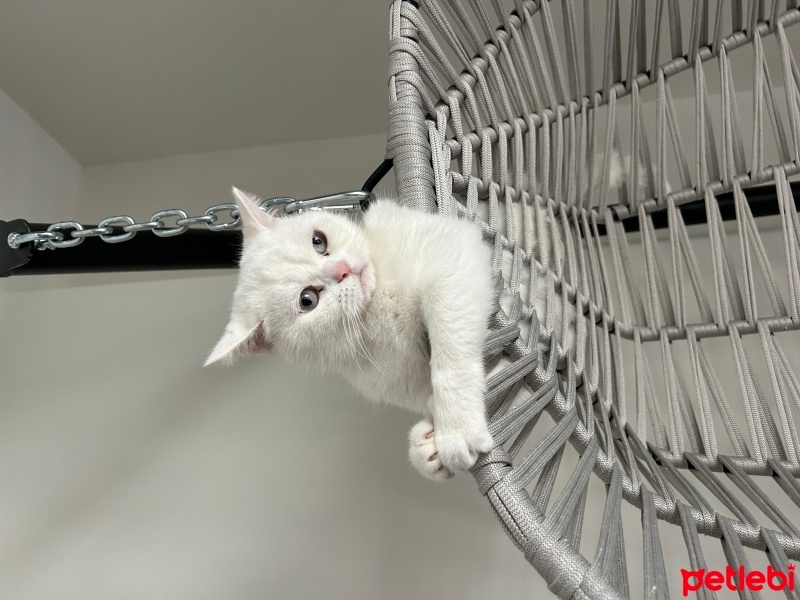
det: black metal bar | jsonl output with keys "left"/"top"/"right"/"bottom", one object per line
{"left": 594, "top": 181, "right": 800, "bottom": 235}
{"left": 2, "top": 180, "right": 797, "bottom": 276}
{"left": 0, "top": 162, "right": 396, "bottom": 277}
{"left": 6, "top": 226, "right": 241, "bottom": 276}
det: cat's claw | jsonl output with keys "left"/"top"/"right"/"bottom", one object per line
{"left": 408, "top": 418, "right": 493, "bottom": 481}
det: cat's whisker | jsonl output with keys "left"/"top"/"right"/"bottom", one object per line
{"left": 342, "top": 306, "right": 376, "bottom": 374}
{"left": 342, "top": 307, "right": 373, "bottom": 374}
{"left": 356, "top": 316, "right": 376, "bottom": 362}
{"left": 352, "top": 311, "right": 386, "bottom": 378}
{"left": 349, "top": 315, "right": 374, "bottom": 371}
{"left": 341, "top": 308, "right": 361, "bottom": 367}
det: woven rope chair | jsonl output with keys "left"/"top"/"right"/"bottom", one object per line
{"left": 387, "top": 1, "right": 800, "bottom": 597}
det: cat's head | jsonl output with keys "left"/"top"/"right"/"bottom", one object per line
{"left": 205, "top": 187, "right": 375, "bottom": 368}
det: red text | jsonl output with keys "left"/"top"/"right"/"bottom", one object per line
{"left": 681, "top": 564, "right": 795, "bottom": 596}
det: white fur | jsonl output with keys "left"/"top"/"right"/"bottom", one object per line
{"left": 207, "top": 189, "right": 494, "bottom": 480}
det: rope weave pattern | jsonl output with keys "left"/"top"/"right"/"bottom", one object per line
{"left": 388, "top": 1, "right": 800, "bottom": 597}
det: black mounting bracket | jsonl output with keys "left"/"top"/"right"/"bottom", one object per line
{"left": 0, "top": 219, "right": 33, "bottom": 277}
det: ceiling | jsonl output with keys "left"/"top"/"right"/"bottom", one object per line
{"left": 0, "top": 1, "right": 789, "bottom": 167}
{"left": 0, "top": 1, "right": 391, "bottom": 166}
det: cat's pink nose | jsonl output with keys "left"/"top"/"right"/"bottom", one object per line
{"left": 334, "top": 260, "right": 352, "bottom": 282}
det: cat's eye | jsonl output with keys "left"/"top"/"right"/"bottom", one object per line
{"left": 312, "top": 231, "right": 327, "bottom": 254}
{"left": 299, "top": 287, "right": 319, "bottom": 312}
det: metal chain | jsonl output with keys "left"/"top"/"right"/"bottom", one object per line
{"left": 7, "top": 190, "right": 375, "bottom": 251}
{"left": 7, "top": 203, "right": 241, "bottom": 251}
{"left": 6, "top": 190, "right": 375, "bottom": 252}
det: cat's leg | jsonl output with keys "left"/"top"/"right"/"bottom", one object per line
{"left": 408, "top": 416, "right": 455, "bottom": 480}
{"left": 421, "top": 282, "right": 494, "bottom": 475}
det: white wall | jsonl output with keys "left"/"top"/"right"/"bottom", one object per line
{"left": 0, "top": 87, "right": 81, "bottom": 223}
{"left": 0, "top": 133, "right": 543, "bottom": 599}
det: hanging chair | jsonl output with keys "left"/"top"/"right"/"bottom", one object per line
{"left": 386, "top": 1, "right": 800, "bottom": 598}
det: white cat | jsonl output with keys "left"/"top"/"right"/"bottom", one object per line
{"left": 206, "top": 188, "right": 495, "bottom": 480}
{"left": 206, "top": 150, "right": 644, "bottom": 480}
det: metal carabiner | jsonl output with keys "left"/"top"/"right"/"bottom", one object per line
{"left": 258, "top": 190, "right": 374, "bottom": 216}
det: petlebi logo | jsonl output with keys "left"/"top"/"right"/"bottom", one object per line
{"left": 681, "top": 564, "right": 796, "bottom": 596}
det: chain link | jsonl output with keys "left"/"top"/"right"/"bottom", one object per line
{"left": 150, "top": 209, "right": 189, "bottom": 237}
{"left": 46, "top": 222, "right": 85, "bottom": 248}
{"left": 7, "top": 190, "right": 375, "bottom": 251}
{"left": 99, "top": 216, "right": 136, "bottom": 243}
{"left": 7, "top": 231, "right": 58, "bottom": 249}
{"left": 204, "top": 204, "right": 241, "bottom": 231}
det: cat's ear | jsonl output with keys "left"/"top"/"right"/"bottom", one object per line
{"left": 232, "top": 186, "right": 277, "bottom": 237}
{"left": 204, "top": 316, "right": 270, "bottom": 367}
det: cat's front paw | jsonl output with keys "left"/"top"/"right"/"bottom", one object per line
{"left": 408, "top": 418, "right": 493, "bottom": 481}
{"left": 435, "top": 422, "right": 494, "bottom": 472}
{"left": 409, "top": 418, "right": 454, "bottom": 480}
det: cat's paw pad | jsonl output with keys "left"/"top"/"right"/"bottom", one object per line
{"left": 434, "top": 424, "right": 494, "bottom": 472}
{"left": 408, "top": 419, "right": 454, "bottom": 481}
{"left": 408, "top": 419, "right": 494, "bottom": 480}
